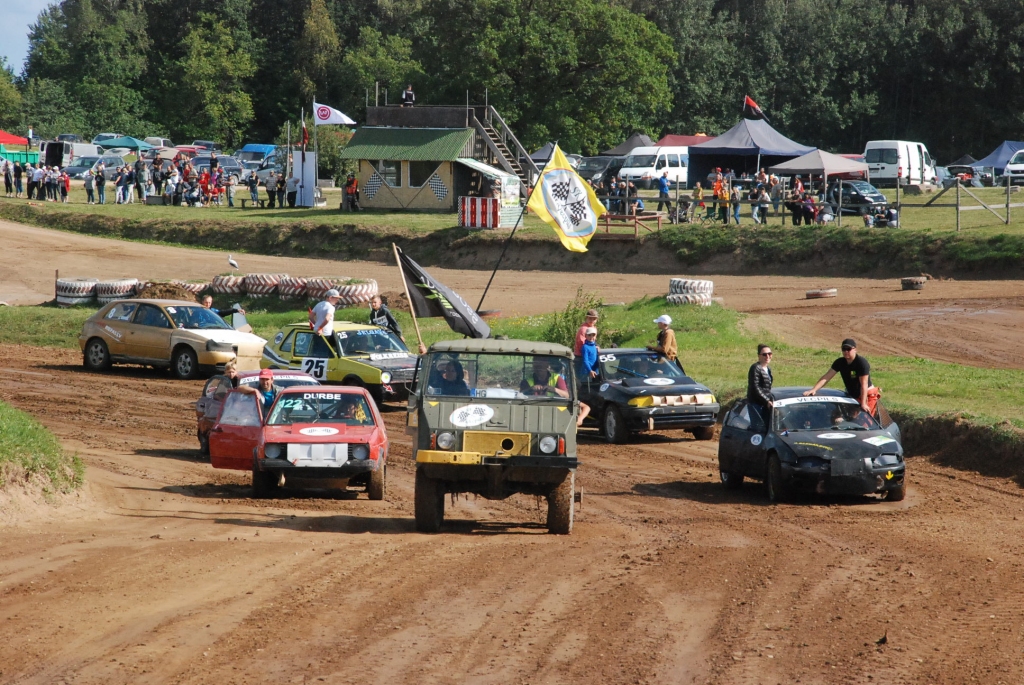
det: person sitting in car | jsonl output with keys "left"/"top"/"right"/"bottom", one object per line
{"left": 520, "top": 358, "right": 569, "bottom": 398}
{"left": 437, "top": 360, "right": 471, "bottom": 396}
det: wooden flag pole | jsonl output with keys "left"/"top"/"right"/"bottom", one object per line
{"left": 393, "top": 243, "right": 424, "bottom": 351}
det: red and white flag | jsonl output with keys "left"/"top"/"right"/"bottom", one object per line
{"left": 313, "top": 101, "right": 356, "bottom": 126}
{"left": 742, "top": 95, "right": 769, "bottom": 122}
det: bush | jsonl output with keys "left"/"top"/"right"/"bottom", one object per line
{"left": 543, "top": 287, "right": 601, "bottom": 349}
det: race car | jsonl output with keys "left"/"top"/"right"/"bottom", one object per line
{"left": 717, "top": 388, "right": 906, "bottom": 502}
{"left": 208, "top": 385, "right": 389, "bottom": 499}
{"left": 260, "top": 322, "right": 417, "bottom": 407}
{"left": 79, "top": 299, "right": 267, "bottom": 379}
{"left": 194, "top": 370, "right": 319, "bottom": 455}
{"left": 577, "top": 349, "right": 720, "bottom": 443}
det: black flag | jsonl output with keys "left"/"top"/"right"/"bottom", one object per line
{"left": 742, "top": 95, "right": 769, "bottom": 122}
{"left": 395, "top": 246, "right": 491, "bottom": 339}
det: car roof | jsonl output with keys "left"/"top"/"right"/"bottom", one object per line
{"left": 236, "top": 370, "right": 315, "bottom": 378}
{"left": 770, "top": 387, "right": 850, "bottom": 400}
{"left": 106, "top": 298, "right": 200, "bottom": 306}
{"left": 282, "top": 321, "right": 378, "bottom": 332}
{"left": 278, "top": 385, "right": 370, "bottom": 396}
{"left": 429, "top": 338, "right": 573, "bottom": 357}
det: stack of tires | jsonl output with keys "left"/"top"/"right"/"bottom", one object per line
{"left": 212, "top": 274, "right": 245, "bottom": 295}
{"left": 305, "top": 278, "right": 379, "bottom": 305}
{"left": 96, "top": 278, "right": 139, "bottom": 304}
{"left": 278, "top": 276, "right": 308, "bottom": 300}
{"left": 56, "top": 278, "right": 98, "bottom": 307}
{"left": 901, "top": 276, "right": 927, "bottom": 291}
{"left": 172, "top": 280, "right": 212, "bottom": 295}
{"left": 244, "top": 273, "right": 287, "bottom": 298}
{"left": 666, "top": 278, "right": 713, "bottom": 306}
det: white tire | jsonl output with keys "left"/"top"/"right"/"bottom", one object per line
{"left": 278, "top": 276, "right": 308, "bottom": 300}
{"left": 666, "top": 293, "right": 712, "bottom": 306}
{"left": 172, "top": 280, "right": 211, "bottom": 295}
{"left": 669, "top": 278, "right": 714, "bottom": 295}
{"left": 95, "top": 278, "right": 139, "bottom": 302}
{"left": 335, "top": 279, "right": 378, "bottom": 305}
{"left": 305, "top": 277, "right": 346, "bottom": 300}
{"left": 56, "top": 295, "right": 95, "bottom": 307}
{"left": 901, "top": 277, "right": 927, "bottom": 291}
{"left": 805, "top": 288, "right": 838, "bottom": 299}
{"left": 56, "top": 277, "right": 98, "bottom": 299}
{"left": 212, "top": 275, "right": 245, "bottom": 295}
{"left": 244, "top": 273, "right": 286, "bottom": 297}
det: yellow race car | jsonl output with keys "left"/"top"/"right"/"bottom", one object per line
{"left": 260, "top": 322, "right": 418, "bottom": 406}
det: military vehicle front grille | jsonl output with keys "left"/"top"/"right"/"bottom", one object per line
{"left": 463, "top": 431, "right": 531, "bottom": 456}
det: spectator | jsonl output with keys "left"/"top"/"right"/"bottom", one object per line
{"left": 756, "top": 185, "right": 770, "bottom": 224}
{"left": 84, "top": 169, "right": 96, "bottom": 204}
{"left": 13, "top": 161, "right": 23, "bottom": 198}
{"left": 286, "top": 171, "right": 299, "bottom": 208}
{"left": 2, "top": 160, "right": 12, "bottom": 198}
{"left": 656, "top": 170, "right": 671, "bottom": 212}
{"left": 401, "top": 84, "right": 415, "bottom": 107}
{"left": 246, "top": 172, "right": 259, "bottom": 205}
{"left": 770, "top": 176, "right": 782, "bottom": 216}
{"left": 225, "top": 174, "right": 236, "bottom": 208}
{"left": 344, "top": 173, "right": 360, "bottom": 211}
{"left": 95, "top": 164, "right": 107, "bottom": 204}
{"left": 691, "top": 181, "right": 704, "bottom": 220}
{"left": 731, "top": 185, "right": 741, "bottom": 224}
{"left": 265, "top": 170, "right": 277, "bottom": 208}
{"left": 646, "top": 314, "right": 677, "bottom": 361}
{"left": 276, "top": 173, "right": 287, "bottom": 209}
{"left": 59, "top": 169, "right": 70, "bottom": 203}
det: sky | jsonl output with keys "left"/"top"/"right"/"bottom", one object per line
{"left": 0, "top": 1, "right": 53, "bottom": 74}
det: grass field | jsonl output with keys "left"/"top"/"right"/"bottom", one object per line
{"left": 5, "top": 295, "right": 1023, "bottom": 430}
{"left": 0, "top": 400, "right": 83, "bottom": 494}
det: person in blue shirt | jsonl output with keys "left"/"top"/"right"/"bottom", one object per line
{"left": 240, "top": 368, "right": 279, "bottom": 414}
{"left": 577, "top": 327, "right": 600, "bottom": 426}
{"left": 656, "top": 171, "right": 672, "bottom": 212}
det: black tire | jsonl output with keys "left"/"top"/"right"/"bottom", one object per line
{"left": 198, "top": 430, "right": 209, "bottom": 457}
{"left": 83, "top": 338, "right": 111, "bottom": 372}
{"left": 692, "top": 426, "right": 715, "bottom": 441}
{"left": 720, "top": 469, "right": 744, "bottom": 490}
{"left": 414, "top": 466, "right": 444, "bottom": 532}
{"left": 766, "top": 454, "right": 791, "bottom": 503}
{"left": 252, "top": 468, "right": 276, "bottom": 498}
{"left": 172, "top": 346, "right": 200, "bottom": 380}
{"left": 368, "top": 462, "right": 386, "bottom": 501}
{"left": 886, "top": 479, "right": 907, "bottom": 502}
{"left": 368, "top": 384, "right": 385, "bottom": 411}
{"left": 546, "top": 472, "right": 575, "bottom": 535}
{"left": 603, "top": 406, "right": 628, "bottom": 444}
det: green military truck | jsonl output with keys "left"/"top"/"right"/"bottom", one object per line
{"left": 408, "top": 339, "right": 580, "bottom": 534}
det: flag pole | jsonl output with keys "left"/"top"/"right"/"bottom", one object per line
{"left": 393, "top": 243, "right": 424, "bottom": 351}
{"left": 312, "top": 99, "right": 319, "bottom": 197}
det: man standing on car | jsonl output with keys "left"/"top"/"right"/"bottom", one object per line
{"left": 312, "top": 288, "right": 341, "bottom": 336}
{"left": 747, "top": 344, "right": 774, "bottom": 428}
{"left": 646, "top": 314, "right": 677, "bottom": 361}
{"left": 804, "top": 338, "right": 878, "bottom": 414}
{"left": 369, "top": 294, "right": 404, "bottom": 342}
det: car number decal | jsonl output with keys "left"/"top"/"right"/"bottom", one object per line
{"left": 598, "top": 354, "right": 616, "bottom": 362}
{"left": 449, "top": 404, "right": 494, "bottom": 428}
{"left": 750, "top": 434, "right": 763, "bottom": 446}
{"left": 643, "top": 377, "right": 673, "bottom": 385}
{"left": 600, "top": 383, "right": 609, "bottom": 392}
{"left": 863, "top": 436, "right": 897, "bottom": 446}
{"left": 299, "top": 427, "right": 339, "bottom": 436}
{"left": 815, "top": 432, "right": 857, "bottom": 439}
{"left": 370, "top": 352, "right": 409, "bottom": 361}
{"left": 301, "top": 357, "right": 328, "bottom": 380}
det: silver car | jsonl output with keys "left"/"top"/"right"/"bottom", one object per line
{"left": 90, "top": 156, "right": 128, "bottom": 181}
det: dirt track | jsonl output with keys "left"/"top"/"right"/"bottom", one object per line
{"left": 3, "top": 346, "right": 1024, "bottom": 684}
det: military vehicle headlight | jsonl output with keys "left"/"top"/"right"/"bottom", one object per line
{"left": 538, "top": 436, "right": 557, "bottom": 454}
{"left": 628, "top": 396, "right": 653, "bottom": 407}
{"left": 436, "top": 432, "right": 456, "bottom": 450}
{"left": 264, "top": 444, "right": 284, "bottom": 459}
{"left": 696, "top": 394, "right": 716, "bottom": 404}
{"left": 380, "top": 372, "right": 392, "bottom": 384}
{"left": 351, "top": 444, "right": 370, "bottom": 460}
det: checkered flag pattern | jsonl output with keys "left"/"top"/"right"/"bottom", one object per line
{"left": 364, "top": 171, "right": 383, "bottom": 199}
{"left": 428, "top": 174, "right": 448, "bottom": 200}
{"left": 550, "top": 181, "right": 571, "bottom": 202}
{"left": 567, "top": 199, "right": 588, "bottom": 227}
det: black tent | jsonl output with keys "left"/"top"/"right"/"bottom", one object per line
{"left": 949, "top": 154, "right": 977, "bottom": 166}
{"left": 601, "top": 133, "right": 654, "bottom": 156}
{"left": 530, "top": 142, "right": 554, "bottom": 162}
{"left": 687, "top": 118, "right": 815, "bottom": 187}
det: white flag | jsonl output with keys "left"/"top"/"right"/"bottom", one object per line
{"left": 313, "top": 101, "right": 356, "bottom": 126}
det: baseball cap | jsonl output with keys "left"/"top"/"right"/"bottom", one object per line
{"left": 259, "top": 368, "right": 273, "bottom": 380}
{"left": 584, "top": 327, "right": 597, "bottom": 335}
{"left": 841, "top": 338, "right": 857, "bottom": 350}
{"left": 325, "top": 289, "right": 340, "bottom": 298}
{"left": 654, "top": 314, "right": 672, "bottom": 325}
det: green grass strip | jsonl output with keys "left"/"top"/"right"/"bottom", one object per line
{"left": 0, "top": 400, "right": 83, "bottom": 494}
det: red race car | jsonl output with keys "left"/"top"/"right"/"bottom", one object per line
{"left": 195, "top": 370, "right": 319, "bottom": 455}
{"left": 208, "top": 385, "right": 388, "bottom": 499}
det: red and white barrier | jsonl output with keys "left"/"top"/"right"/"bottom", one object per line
{"left": 459, "top": 197, "right": 501, "bottom": 228}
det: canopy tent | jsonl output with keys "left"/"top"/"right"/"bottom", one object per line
{"left": 0, "top": 130, "right": 29, "bottom": 146}
{"left": 97, "top": 136, "right": 153, "bottom": 151}
{"left": 687, "top": 118, "right": 814, "bottom": 186}
{"left": 656, "top": 134, "right": 714, "bottom": 147}
{"left": 974, "top": 141, "right": 1024, "bottom": 172}
{"left": 769, "top": 149, "right": 868, "bottom": 177}
{"left": 948, "top": 154, "right": 977, "bottom": 167}
{"left": 601, "top": 133, "right": 654, "bottom": 156}
{"left": 530, "top": 142, "right": 554, "bottom": 162}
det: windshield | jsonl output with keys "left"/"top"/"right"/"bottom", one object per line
{"left": 239, "top": 375, "right": 318, "bottom": 389}
{"left": 94, "top": 134, "right": 117, "bottom": 142}
{"left": 424, "top": 353, "right": 574, "bottom": 401}
{"left": 266, "top": 392, "right": 375, "bottom": 426}
{"left": 774, "top": 399, "right": 880, "bottom": 431}
{"left": 336, "top": 329, "right": 408, "bottom": 356}
{"left": 847, "top": 181, "right": 880, "bottom": 194}
{"left": 865, "top": 148, "right": 898, "bottom": 165}
{"left": 236, "top": 151, "right": 267, "bottom": 162}
{"left": 72, "top": 157, "right": 100, "bottom": 168}
{"left": 600, "top": 352, "right": 685, "bottom": 380}
{"left": 164, "top": 306, "right": 231, "bottom": 330}
{"left": 623, "top": 155, "right": 656, "bottom": 168}
{"left": 1009, "top": 152, "right": 1024, "bottom": 165}
{"left": 579, "top": 158, "right": 611, "bottom": 171}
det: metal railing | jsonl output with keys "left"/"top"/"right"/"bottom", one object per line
{"left": 481, "top": 106, "right": 540, "bottom": 186}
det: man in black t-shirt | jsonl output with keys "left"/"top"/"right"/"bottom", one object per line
{"left": 804, "top": 338, "right": 874, "bottom": 413}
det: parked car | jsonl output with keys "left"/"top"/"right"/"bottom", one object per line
{"left": 56, "top": 133, "right": 84, "bottom": 143}
{"left": 576, "top": 156, "right": 625, "bottom": 184}
{"left": 40, "top": 141, "right": 104, "bottom": 168}
{"left": 255, "top": 153, "right": 284, "bottom": 185}
{"left": 946, "top": 165, "right": 986, "bottom": 188}
{"left": 235, "top": 143, "right": 277, "bottom": 164}
{"left": 863, "top": 140, "right": 936, "bottom": 187}
{"left": 1001, "top": 149, "right": 1024, "bottom": 186}
{"left": 90, "top": 155, "right": 128, "bottom": 180}
{"left": 91, "top": 132, "right": 123, "bottom": 145}
{"left": 66, "top": 156, "right": 102, "bottom": 179}
{"left": 144, "top": 137, "right": 174, "bottom": 149}
{"left": 192, "top": 155, "right": 245, "bottom": 183}
{"left": 192, "top": 140, "right": 221, "bottom": 152}
{"left": 934, "top": 166, "right": 953, "bottom": 188}
{"left": 825, "top": 180, "right": 888, "bottom": 215}
{"left": 619, "top": 145, "right": 689, "bottom": 189}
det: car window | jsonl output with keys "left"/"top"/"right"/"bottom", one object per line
{"left": 668, "top": 154, "right": 680, "bottom": 168}
{"left": 280, "top": 332, "right": 294, "bottom": 353}
{"left": 424, "top": 353, "right": 574, "bottom": 401}
{"left": 219, "top": 392, "right": 261, "bottom": 426}
{"left": 337, "top": 329, "right": 407, "bottom": 356}
{"left": 133, "top": 304, "right": 172, "bottom": 328}
{"left": 774, "top": 399, "right": 879, "bottom": 431}
{"left": 105, "top": 302, "right": 138, "bottom": 321}
{"left": 865, "top": 148, "right": 899, "bottom": 165}
{"left": 599, "top": 353, "right": 684, "bottom": 380}
{"left": 213, "top": 377, "right": 234, "bottom": 398}
{"left": 266, "top": 392, "right": 375, "bottom": 426}
{"left": 1010, "top": 152, "right": 1024, "bottom": 165}
{"left": 726, "top": 403, "right": 752, "bottom": 430}
{"left": 164, "top": 305, "right": 231, "bottom": 330}
{"left": 202, "top": 376, "right": 223, "bottom": 397}
{"left": 294, "top": 332, "right": 334, "bottom": 357}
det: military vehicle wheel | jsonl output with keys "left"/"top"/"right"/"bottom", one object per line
{"left": 368, "top": 462, "right": 386, "bottom": 500}
{"left": 546, "top": 472, "right": 575, "bottom": 535}
{"left": 766, "top": 454, "right": 791, "bottom": 503}
{"left": 603, "top": 406, "right": 628, "bottom": 444}
{"left": 886, "top": 479, "right": 906, "bottom": 502}
{"left": 692, "top": 426, "right": 715, "bottom": 441}
{"left": 252, "top": 468, "right": 277, "bottom": 498}
{"left": 414, "top": 466, "right": 444, "bottom": 532}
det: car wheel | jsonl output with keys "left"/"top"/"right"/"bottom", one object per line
{"left": 198, "top": 429, "right": 209, "bottom": 457}
{"left": 252, "top": 468, "right": 277, "bottom": 498}
{"left": 885, "top": 479, "right": 907, "bottom": 502}
{"left": 83, "top": 338, "right": 111, "bottom": 371}
{"left": 546, "top": 471, "right": 575, "bottom": 535}
{"left": 172, "top": 346, "right": 199, "bottom": 380}
{"left": 766, "top": 454, "right": 791, "bottom": 503}
{"left": 692, "top": 426, "right": 715, "bottom": 441}
{"left": 720, "top": 469, "right": 744, "bottom": 490}
{"left": 368, "top": 462, "right": 386, "bottom": 501}
{"left": 603, "top": 406, "right": 627, "bottom": 444}
{"left": 414, "top": 466, "right": 444, "bottom": 532}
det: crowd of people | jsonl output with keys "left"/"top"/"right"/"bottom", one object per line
{"left": 2, "top": 159, "right": 72, "bottom": 202}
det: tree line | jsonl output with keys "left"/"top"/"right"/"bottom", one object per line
{"left": 1, "top": 0, "right": 1023, "bottom": 163}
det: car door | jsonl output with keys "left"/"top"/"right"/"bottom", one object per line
{"left": 98, "top": 301, "right": 139, "bottom": 357}
{"left": 197, "top": 375, "right": 233, "bottom": 436}
{"left": 209, "top": 391, "right": 263, "bottom": 470}
{"left": 290, "top": 330, "right": 337, "bottom": 381}
{"left": 127, "top": 303, "right": 174, "bottom": 361}
{"left": 718, "top": 401, "right": 765, "bottom": 478}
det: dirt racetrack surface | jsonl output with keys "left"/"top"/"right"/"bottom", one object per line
{"left": 3, "top": 346, "right": 1024, "bottom": 684}
{"left": 5, "top": 218, "right": 1024, "bottom": 370}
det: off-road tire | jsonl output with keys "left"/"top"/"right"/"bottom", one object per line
{"left": 414, "top": 466, "right": 444, "bottom": 532}
{"left": 547, "top": 472, "right": 575, "bottom": 535}
{"left": 603, "top": 406, "right": 628, "bottom": 444}
{"left": 766, "top": 454, "right": 791, "bottom": 503}
{"left": 252, "top": 468, "right": 276, "bottom": 498}
{"left": 83, "top": 338, "right": 111, "bottom": 372}
{"left": 720, "top": 469, "right": 744, "bottom": 490}
{"left": 368, "top": 462, "right": 386, "bottom": 500}
{"left": 885, "top": 479, "right": 907, "bottom": 502}
{"left": 692, "top": 426, "right": 715, "bottom": 441}
{"left": 901, "top": 276, "right": 927, "bottom": 291}
{"left": 172, "top": 346, "right": 200, "bottom": 380}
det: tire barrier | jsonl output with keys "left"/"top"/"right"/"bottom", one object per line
{"left": 669, "top": 278, "right": 714, "bottom": 295}
{"left": 96, "top": 278, "right": 140, "bottom": 304}
{"left": 305, "top": 278, "right": 378, "bottom": 304}
{"left": 805, "top": 288, "right": 838, "bottom": 299}
{"left": 901, "top": 276, "right": 927, "bottom": 291}
{"left": 55, "top": 277, "right": 98, "bottom": 307}
{"left": 244, "top": 273, "right": 287, "bottom": 297}
{"left": 304, "top": 277, "right": 344, "bottom": 300}
{"left": 172, "top": 280, "right": 211, "bottom": 295}
{"left": 212, "top": 275, "right": 245, "bottom": 295}
{"left": 278, "top": 276, "right": 308, "bottom": 300}
{"left": 666, "top": 293, "right": 712, "bottom": 306}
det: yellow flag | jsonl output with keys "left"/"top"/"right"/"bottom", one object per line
{"left": 527, "top": 144, "right": 607, "bottom": 252}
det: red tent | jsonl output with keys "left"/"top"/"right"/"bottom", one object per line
{"left": 0, "top": 130, "right": 29, "bottom": 146}
{"left": 657, "top": 134, "right": 715, "bottom": 147}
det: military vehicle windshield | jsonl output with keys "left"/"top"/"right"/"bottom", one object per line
{"left": 424, "top": 353, "right": 574, "bottom": 401}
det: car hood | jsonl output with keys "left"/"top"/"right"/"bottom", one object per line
{"left": 350, "top": 353, "right": 417, "bottom": 371}
{"left": 264, "top": 424, "right": 378, "bottom": 443}
{"left": 607, "top": 376, "right": 712, "bottom": 395}
{"left": 176, "top": 329, "right": 267, "bottom": 345}
{"left": 778, "top": 430, "right": 901, "bottom": 459}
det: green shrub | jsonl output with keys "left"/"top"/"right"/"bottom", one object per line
{"left": 0, "top": 401, "right": 83, "bottom": 494}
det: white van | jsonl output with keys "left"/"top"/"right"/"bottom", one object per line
{"left": 144, "top": 137, "right": 174, "bottom": 148}
{"left": 863, "top": 140, "right": 936, "bottom": 187}
{"left": 40, "top": 141, "right": 104, "bottom": 168}
{"left": 618, "top": 146, "right": 689, "bottom": 188}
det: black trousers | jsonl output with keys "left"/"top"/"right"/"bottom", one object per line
{"left": 27, "top": 181, "right": 36, "bottom": 199}
{"left": 657, "top": 192, "right": 671, "bottom": 211}
{"left": 267, "top": 190, "right": 275, "bottom": 208}
{"left": 287, "top": 191, "right": 296, "bottom": 208}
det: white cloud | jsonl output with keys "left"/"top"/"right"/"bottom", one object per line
{"left": 0, "top": 1, "right": 57, "bottom": 73}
